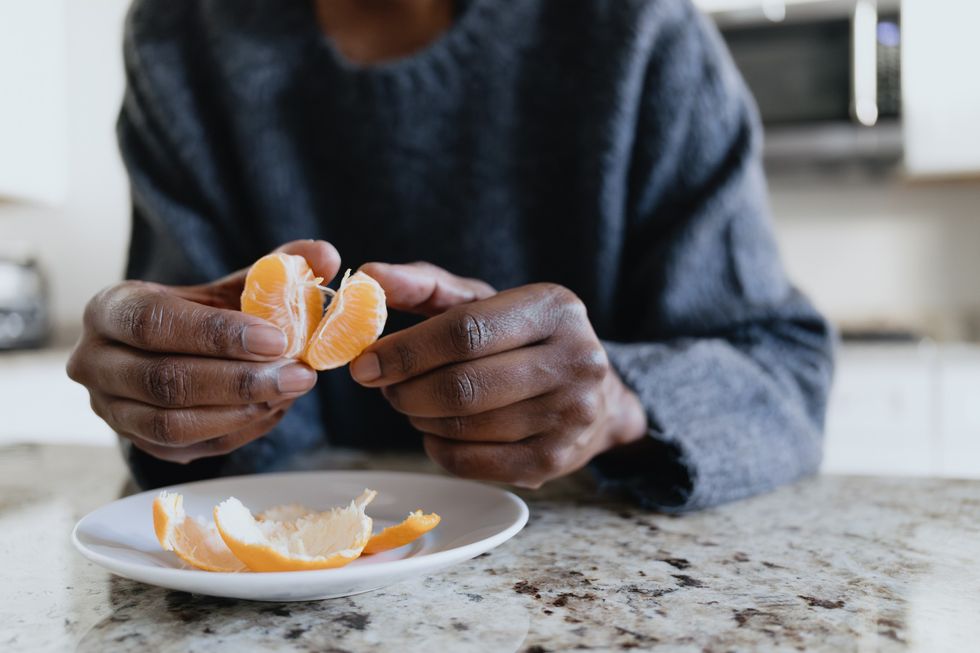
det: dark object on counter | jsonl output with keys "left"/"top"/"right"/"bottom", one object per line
{"left": 0, "top": 250, "right": 49, "bottom": 350}
{"left": 840, "top": 328, "right": 923, "bottom": 343}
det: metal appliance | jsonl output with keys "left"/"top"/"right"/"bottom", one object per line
{"left": 0, "top": 245, "right": 50, "bottom": 349}
{"left": 714, "top": 0, "right": 903, "bottom": 170}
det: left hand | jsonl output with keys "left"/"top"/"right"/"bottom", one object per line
{"left": 350, "top": 262, "right": 648, "bottom": 488}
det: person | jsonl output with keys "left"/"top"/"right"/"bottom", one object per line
{"left": 66, "top": 0, "right": 834, "bottom": 512}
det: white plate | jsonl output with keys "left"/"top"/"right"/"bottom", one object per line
{"left": 72, "top": 470, "right": 528, "bottom": 602}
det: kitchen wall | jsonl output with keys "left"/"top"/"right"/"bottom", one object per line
{"left": 772, "top": 176, "right": 980, "bottom": 341}
{"left": 0, "top": 0, "right": 130, "bottom": 342}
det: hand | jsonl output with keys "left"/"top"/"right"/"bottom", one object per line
{"left": 350, "top": 262, "right": 648, "bottom": 488}
{"left": 67, "top": 240, "right": 340, "bottom": 464}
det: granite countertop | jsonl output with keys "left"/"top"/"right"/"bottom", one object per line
{"left": 1, "top": 444, "right": 978, "bottom": 652}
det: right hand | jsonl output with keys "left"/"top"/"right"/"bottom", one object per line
{"left": 67, "top": 240, "right": 340, "bottom": 464}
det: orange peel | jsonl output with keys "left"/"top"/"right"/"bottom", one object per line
{"left": 152, "top": 492, "right": 247, "bottom": 572}
{"left": 213, "top": 490, "right": 377, "bottom": 572}
{"left": 363, "top": 510, "right": 441, "bottom": 554}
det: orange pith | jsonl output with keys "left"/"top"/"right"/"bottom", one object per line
{"left": 212, "top": 490, "right": 377, "bottom": 572}
{"left": 363, "top": 510, "right": 441, "bottom": 554}
{"left": 152, "top": 492, "right": 247, "bottom": 572}
{"left": 154, "top": 490, "right": 441, "bottom": 572}
{"left": 241, "top": 253, "right": 324, "bottom": 359}
{"left": 301, "top": 270, "right": 387, "bottom": 371}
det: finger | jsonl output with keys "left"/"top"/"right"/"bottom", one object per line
{"left": 94, "top": 394, "right": 279, "bottom": 447}
{"left": 75, "top": 342, "right": 317, "bottom": 407}
{"left": 382, "top": 346, "right": 562, "bottom": 417}
{"left": 174, "top": 240, "right": 343, "bottom": 310}
{"left": 276, "top": 239, "right": 342, "bottom": 284}
{"left": 351, "top": 283, "right": 576, "bottom": 387}
{"left": 359, "top": 261, "right": 495, "bottom": 317}
{"left": 126, "top": 409, "right": 288, "bottom": 464}
{"left": 407, "top": 394, "right": 563, "bottom": 442}
{"left": 423, "top": 434, "right": 572, "bottom": 489}
{"left": 88, "top": 281, "right": 291, "bottom": 360}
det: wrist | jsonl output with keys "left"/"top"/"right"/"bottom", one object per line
{"left": 601, "top": 369, "right": 647, "bottom": 450}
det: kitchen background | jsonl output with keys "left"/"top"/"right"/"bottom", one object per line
{"left": 2, "top": 0, "right": 979, "bottom": 477}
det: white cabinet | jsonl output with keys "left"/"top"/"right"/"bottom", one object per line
{"left": 937, "top": 346, "right": 980, "bottom": 477}
{"left": 824, "top": 343, "right": 980, "bottom": 478}
{"left": 824, "top": 343, "right": 940, "bottom": 475}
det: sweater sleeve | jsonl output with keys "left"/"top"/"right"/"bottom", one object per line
{"left": 590, "top": 5, "right": 835, "bottom": 512}
{"left": 115, "top": 6, "right": 326, "bottom": 488}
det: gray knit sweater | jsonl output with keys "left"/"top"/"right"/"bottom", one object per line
{"left": 118, "top": 0, "right": 835, "bottom": 511}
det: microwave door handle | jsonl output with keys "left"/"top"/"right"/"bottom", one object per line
{"left": 852, "top": 0, "right": 879, "bottom": 126}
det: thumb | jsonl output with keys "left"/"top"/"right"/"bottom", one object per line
{"left": 359, "top": 261, "right": 496, "bottom": 317}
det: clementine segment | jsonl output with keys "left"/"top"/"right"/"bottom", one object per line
{"left": 241, "top": 253, "right": 324, "bottom": 359}
{"left": 301, "top": 270, "right": 387, "bottom": 371}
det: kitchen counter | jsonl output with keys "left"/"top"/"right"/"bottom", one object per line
{"left": 2, "top": 444, "right": 978, "bottom": 652}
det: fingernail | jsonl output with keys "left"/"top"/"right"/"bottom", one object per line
{"left": 243, "top": 325, "right": 287, "bottom": 356}
{"left": 278, "top": 364, "right": 317, "bottom": 394}
{"left": 350, "top": 352, "right": 381, "bottom": 383}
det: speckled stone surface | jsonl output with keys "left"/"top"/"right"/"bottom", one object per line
{"left": 1, "top": 443, "right": 978, "bottom": 652}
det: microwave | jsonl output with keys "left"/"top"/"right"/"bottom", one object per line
{"left": 714, "top": 0, "right": 902, "bottom": 170}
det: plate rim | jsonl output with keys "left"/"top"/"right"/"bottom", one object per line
{"left": 71, "top": 469, "right": 529, "bottom": 587}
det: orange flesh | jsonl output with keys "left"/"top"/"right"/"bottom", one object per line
{"left": 301, "top": 270, "right": 387, "bottom": 371}
{"left": 241, "top": 253, "right": 324, "bottom": 359}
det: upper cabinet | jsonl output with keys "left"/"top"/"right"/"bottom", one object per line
{"left": 902, "top": 0, "right": 980, "bottom": 180}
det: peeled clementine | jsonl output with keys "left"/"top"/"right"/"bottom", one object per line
{"left": 153, "top": 492, "right": 246, "bottom": 572}
{"left": 213, "top": 490, "right": 377, "bottom": 572}
{"left": 241, "top": 253, "right": 324, "bottom": 359}
{"left": 301, "top": 270, "right": 387, "bottom": 371}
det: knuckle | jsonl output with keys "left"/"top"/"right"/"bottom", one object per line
{"left": 233, "top": 366, "right": 260, "bottom": 402}
{"left": 440, "top": 368, "right": 477, "bottom": 412}
{"left": 539, "top": 283, "right": 577, "bottom": 308}
{"left": 545, "top": 284, "right": 588, "bottom": 322}
{"left": 198, "top": 311, "right": 234, "bottom": 355}
{"left": 571, "top": 345, "right": 609, "bottom": 382}
{"left": 65, "top": 350, "right": 85, "bottom": 384}
{"left": 565, "top": 392, "right": 601, "bottom": 425}
{"left": 118, "top": 291, "right": 165, "bottom": 348}
{"left": 90, "top": 395, "right": 111, "bottom": 424}
{"left": 534, "top": 444, "right": 570, "bottom": 476}
{"left": 141, "top": 357, "right": 190, "bottom": 407}
{"left": 425, "top": 437, "right": 471, "bottom": 477}
{"left": 443, "top": 415, "right": 467, "bottom": 439}
{"left": 85, "top": 282, "right": 136, "bottom": 330}
{"left": 147, "top": 409, "right": 178, "bottom": 446}
{"left": 441, "top": 447, "right": 477, "bottom": 478}
{"left": 197, "top": 435, "right": 239, "bottom": 457}
{"left": 449, "top": 310, "right": 491, "bottom": 356}
{"left": 393, "top": 341, "right": 419, "bottom": 376}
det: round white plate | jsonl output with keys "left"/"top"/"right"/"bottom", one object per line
{"left": 72, "top": 470, "right": 528, "bottom": 602}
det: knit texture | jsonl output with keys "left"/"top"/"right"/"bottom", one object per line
{"left": 118, "top": 0, "right": 834, "bottom": 511}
